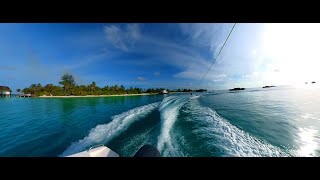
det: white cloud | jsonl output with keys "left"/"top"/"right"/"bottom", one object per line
{"left": 104, "top": 26, "right": 215, "bottom": 82}
{"left": 206, "top": 74, "right": 227, "bottom": 82}
{"left": 172, "top": 23, "right": 241, "bottom": 86}
{"left": 103, "top": 24, "right": 222, "bottom": 86}
{"left": 104, "top": 25, "right": 129, "bottom": 52}
{"left": 104, "top": 24, "right": 140, "bottom": 52}
{"left": 177, "top": 23, "right": 285, "bottom": 89}
{"left": 242, "top": 74, "right": 251, "bottom": 78}
{"left": 101, "top": 23, "right": 290, "bottom": 89}
{"left": 154, "top": 72, "right": 160, "bottom": 76}
{"left": 261, "top": 23, "right": 320, "bottom": 85}
{"left": 127, "top": 24, "right": 140, "bottom": 40}
{"left": 103, "top": 23, "right": 303, "bottom": 89}
{"left": 174, "top": 71, "right": 202, "bottom": 80}
{"left": 137, "top": 76, "right": 146, "bottom": 81}
{"left": 179, "top": 23, "right": 232, "bottom": 55}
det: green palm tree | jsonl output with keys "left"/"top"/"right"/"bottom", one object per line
{"left": 44, "top": 84, "right": 54, "bottom": 95}
{"left": 59, "top": 73, "right": 76, "bottom": 94}
{"left": 90, "top": 82, "right": 96, "bottom": 92}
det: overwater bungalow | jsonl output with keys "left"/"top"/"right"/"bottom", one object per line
{"left": 0, "top": 86, "right": 12, "bottom": 97}
{"left": 159, "top": 90, "right": 168, "bottom": 94}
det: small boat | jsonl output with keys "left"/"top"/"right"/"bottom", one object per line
{"left": 66, "top": 144, "right": 160, "bottom": 157}
{"left": 159, "top": 90, "right": 168, "bottom": 94}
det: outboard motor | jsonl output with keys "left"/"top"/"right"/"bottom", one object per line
{"left": 134, "top": 144, "right": 160, "bottom": 157}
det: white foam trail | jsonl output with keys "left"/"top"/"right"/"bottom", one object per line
{"left": 157, "top": 95, "right": 191, "bottom": 156}
{"left": 186, "top": 100, "right": 290, "bottom": 157}
{"left": 61, "top": 102, "right": 160, "bottom": 156}
{"left": 121, "top": 126, "right": 156, "bottom": 157}
{"left": 190, "top": 95, "right": 200, "bottom": 99}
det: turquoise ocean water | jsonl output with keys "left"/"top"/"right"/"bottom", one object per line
{"left": 1, "top": 86, "right": 320, "bottom": 157}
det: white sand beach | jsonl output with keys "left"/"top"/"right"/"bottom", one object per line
{"left": 38, "top": 93, "right": 158, "bottom": 98}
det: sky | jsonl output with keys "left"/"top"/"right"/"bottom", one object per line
{"left": 1, "top": 23, "right": 320, "bottom": 92}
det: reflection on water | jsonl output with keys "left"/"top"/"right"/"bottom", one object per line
{"left": 0, "top": 95, "right": 164, "bottom": 156}
{"left": 201, "top": 87, "right": 320, "bottom": 156}
{"left": 297, "top": 128, "right": 318, "bottom": 157}
{"left": 301, "top": 113, "right": 320, "bottom": 121}
{"left": 2, "top": 87, "right": 320, "bottom": 156}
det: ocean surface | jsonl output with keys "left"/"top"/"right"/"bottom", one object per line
{"left": 1, "top": 86, "right": 320, "bottom": 157}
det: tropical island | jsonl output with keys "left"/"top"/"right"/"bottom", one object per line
{"left": 262, "top": 85, "right": 276, "bottom": 88}
{"left": 229, "top": 87, "right": 245, "bottom": 91}
{"left": 20, "top": 73, "right": 207, "bottom": 97}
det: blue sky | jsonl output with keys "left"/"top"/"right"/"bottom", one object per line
{"left": 1, "top": 23, "right": 320, "bottom": 92}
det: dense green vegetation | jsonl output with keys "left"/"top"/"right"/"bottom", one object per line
{"left": 171, "top": 88, "right": 192, "bottom": 92}
{"left": 22, "top": 73, "right": 144, "bottom": 96}
{"left": 21, "top": 73, "right": 207, "bottom": 96}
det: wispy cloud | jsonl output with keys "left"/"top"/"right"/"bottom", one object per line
{"left": 137, "top": 76, "right": 146, "bottom": 81}
{"left": 104, "top": 24, "right": 140, "bottom": 52}
{"left": 211, "top": 74, "right": 227, "bottom": 82}
{"left": 179, "top": 23, "right": 232, "bottom": 55}
{"left": 102, "top": 23, "right": 235, "bottom": 86}
{"left": 242, "top": 74, "right": 252, "bottom": 79}
{"left": 176, "top": 23, "right": 283, "bottom": 89}
{"left": 169, "top": 24, "right": 237, "bottom": 83}
{"left": 103, "top": 24, "right": 215, "bottom": 83}
{"left": 84, "top": 23, "right": 263, "bottom": 89}
{"left": 63, "top": 49, "right": 112, "bottom": 70}
{"left": 25, "top": 50, "right": 56, "bottom": 81}
{"left": 0, "top": 66, "right": 16, "bottom": 71}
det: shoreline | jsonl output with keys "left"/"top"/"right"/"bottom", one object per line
{"left": 38, "top": 93, "right": 159, "bottom": 98}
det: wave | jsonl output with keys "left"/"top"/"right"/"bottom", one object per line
{"left": 120, "top": 125, "right": 157, "bottom": 157}
{"left": 190, "top": 95, "right": 200, "bottom": 99}
{"left": 61, "top": 93, "right": 288, "bottom": 157}
{"left": 185, "top": 99, "right": 290, "bottom": 157}
{"left": 157, "top": 95, "right": 194, "bottom": 156}
{"left": 61, "top": 102, "right": 160, "bottom": 156}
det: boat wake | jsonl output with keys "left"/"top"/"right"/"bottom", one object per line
{"left": 157, "top": 95, "right": 197, "bottom": 156}
{"left": 120, "top": 126, "right": 157, "bottom": 157}
{"left": 61, "top": 102, "right": 160, "bottom": 156}
{"left": 62, "top": 94, "right": 289, "bottom": 157}
{"left": 184, "top": 99, "right": 290, "bottom": 157}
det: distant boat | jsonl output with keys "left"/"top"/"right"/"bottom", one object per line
{"left": 312, "top": 81, "right": 316, "bottom": 84}
{"left": 229, "top": 87, "right": 245, "bottom": 91}
{"left": 262, "top": 85, "right": 276, "bottom": 88}
{"left": 159, "top": 90, "right": 168, "bottom": 94}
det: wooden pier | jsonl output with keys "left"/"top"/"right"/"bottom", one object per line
{"left": 0, "top": 94, "right": 33, "bottom": 97}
